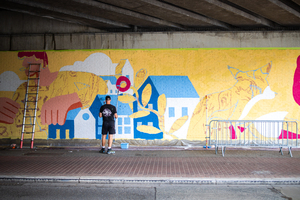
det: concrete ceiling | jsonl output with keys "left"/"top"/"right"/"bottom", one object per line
{"left": 1, "top": 0, "right": 300, "bottom": 32}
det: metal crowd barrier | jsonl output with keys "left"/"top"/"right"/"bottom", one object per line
{"left": 209, "top": 120, "right": 298, "bottom": 157}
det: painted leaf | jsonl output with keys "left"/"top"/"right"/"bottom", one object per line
{"left": 129, "top": 111, "right": 150, "bottom": 118}
{"left": 115, "top": 60, "right": 126, "bottom": 76}
{"left": 137, "top": 125, "right": 161, "bottom": 134}
{"left": 118, "top": 94, "right": 136, "bottom": 104}
{"left": 142, "top": 84, "right": 152, "bottom": 107}
{"left": 157, "top": 94, "right": 166, "bottom": 116}
{"left": 169, "top": 116, "right": 189, "bottom": 134}
{"left": 134, "top": 69, "right": 147, "bottom": 89}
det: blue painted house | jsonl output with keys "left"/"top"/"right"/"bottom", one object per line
{"left": 48, "top": 108, "right": 81, "bottom": 139}
{"left": 134, "top": 76, "right": 199, "bottom": 139}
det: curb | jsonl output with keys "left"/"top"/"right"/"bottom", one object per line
{"left": 1, "top": 176, "right": 300, "bottom": 185}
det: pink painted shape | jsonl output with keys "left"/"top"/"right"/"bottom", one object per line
{"left": 116, "top": 76, "right": 131, "bottom": 92}
{"left": 278, "top": 130, "right": 300, "bottom": 139}
{"left": 229, "top": 125, "right": 237, "bottom": 139}
{"left": 293, "top": 55, "right": 300, "bottom": 106}
{"left": 238, "top": 126, "right": 245, "bottom": 132}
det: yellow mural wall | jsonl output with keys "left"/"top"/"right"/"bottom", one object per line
{"left": 0, "top": 49, "right": 300, "bottom": 141}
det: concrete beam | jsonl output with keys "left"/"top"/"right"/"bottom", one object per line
{"left": 268, "top": 0, "right": 300, "bottom": 19}
{"left": 0, "top": 6, "right": 107, "bottom": 32}
{"left": 139, "top": 0, "right": 233, "bottom": 29}
{"left": 2, "top": 0, "right": 131, "bottom": 28}
{"left": 293, "top": 0, "right": 300, "bottom": 6}
{"left": 204, "top": 0, "right": 279, "bottom": 28}
{"left": 72, "top": 0, "right": 185, "bottom": 30}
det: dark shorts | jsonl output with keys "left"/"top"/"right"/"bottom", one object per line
{"left": 102, "top": 121, "right": 116, "bottom": 135}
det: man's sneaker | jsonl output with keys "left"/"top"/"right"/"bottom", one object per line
{"left": 99, "top": 148, "right": 106, "bottom": 154}
{"left": 107, "top": 149, "right": 115, "bottom": 154}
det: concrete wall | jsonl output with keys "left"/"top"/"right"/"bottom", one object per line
{"left": 1, "top": 31, "right": 300, "bottom": 51}
{"left": 1, "top": 10, "right": 300, "bottom": 147}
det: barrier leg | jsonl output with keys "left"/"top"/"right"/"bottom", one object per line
{"left": 279, "top": 147, "right": 283, "bottom": 155}
{"left": 222, "top": 146, "right": 226, "bottom": 157}
{"left": 288, "top": 147, "right": 293, "bottom": 158}
{"left": 215, "top": 146, "right": 218, "bottom": 154}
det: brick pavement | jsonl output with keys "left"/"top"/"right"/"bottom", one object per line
{"left": 0, "top": 147, "right": 300, "bottom": 181}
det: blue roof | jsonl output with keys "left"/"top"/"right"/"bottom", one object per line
{"left": 147, "top": 76, "right": 199, "bottom": 98}
{"left": 100, "top": 76, "right": 117, "bottom": 84}
{"left": 66, "top": 108, "right": 81, "bottom": 120}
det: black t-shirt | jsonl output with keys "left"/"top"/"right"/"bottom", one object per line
{"left": 100, "top": 104, "right": 117, "bottom": 122}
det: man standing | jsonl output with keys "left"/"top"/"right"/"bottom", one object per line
{"left": 99, "top": 96, "right": 118, "bottom": 154}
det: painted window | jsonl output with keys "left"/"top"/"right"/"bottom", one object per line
{"left": 148, "top": 104, "right": 153, "bottom": 109}
{"left": 169, "top": 107, "right": 175, "bottom": 117}
{"left": 125, "top": 127, "right": 131, "bottom": 134}
{"left": 137, "top": 122, "right": 142, "bottom": 126}
{"left": 124, "top": 117, "right": 131, "bottom": 125}
{"left": 82, "top": 113, "right": 89, "bottom": 120}
{"left": 110, "top": 89, "right": 113, "bottom": 93}
{"left": 115, "top": 90, "right": 118, "bottom": 93}
{"left": 118, "top": 127, "right": 122, "bottom": 134}
{"left": 148, "top": 122, "right": 153, "bottom": 126}
{"left": 118, "top": 118, "right": 122, "bottom": 125}
{"left": 182, "top": 107, "right": 188, "bottom": 116}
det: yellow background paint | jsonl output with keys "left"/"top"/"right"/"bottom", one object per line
{"left": 0, "top": 49, "right": 299, "bottom": 141}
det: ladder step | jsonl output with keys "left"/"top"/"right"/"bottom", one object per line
{"left": 22, "top": 124, "right": 34, "bottom": 126}
{"left": 28, "top": 86, "right": 39, "bottom": 87}
{"left": 26, "top": 93, "right": 38, "bottom": 95}
{"left": 25, "top": 108, "right": 37, "bottom": 110}
{"left": 24, "top": 116, "right": 36, "bottom": 118}
{"left": 26, "top": 101, "right": 38, "bottom": 102}
{"left": 22, "top": 132, "right": 34, "bottom": 134}
{"left": 28, "top": 78, "right": 40, "bottom": 80}
{"left": 29, "top": 70, "right": 40, "bottom": 73}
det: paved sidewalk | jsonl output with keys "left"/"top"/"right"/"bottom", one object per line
{"left": 0, "top": 147, "right": 300, "bottom": 184}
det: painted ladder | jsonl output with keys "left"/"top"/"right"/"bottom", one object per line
{"left": 20, "top": 63, "right": 41, "bottom": 149}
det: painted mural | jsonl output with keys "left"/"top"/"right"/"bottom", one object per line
{"left": 0, "top": 49, "right": 300, "bottom": 142}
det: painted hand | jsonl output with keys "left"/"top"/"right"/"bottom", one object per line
{"left": 0, "top": 97, "right": 20, "bottom": 124}
{"left": 41, "top": 93, "right": 82, "bottom": 125}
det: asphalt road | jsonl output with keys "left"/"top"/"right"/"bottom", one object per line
{"left": 1, "top": 182, "right": 300, "bottom": 200}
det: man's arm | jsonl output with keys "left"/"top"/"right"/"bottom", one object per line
{"left": 114, "top": 113, "right": 118, "bottom": 119}
{"left": 99, "top": 112, "right": 102, "bottom": 118}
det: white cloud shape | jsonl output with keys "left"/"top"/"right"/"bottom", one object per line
{"left": 0, "top": 71, "right": 26, "bottom": 91}
{"left": 59, "top": 53, "right": 117, "bottom": 76}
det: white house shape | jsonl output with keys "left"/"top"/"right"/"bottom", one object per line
{"left": 74, "top": 108, "right": 95, "bottom": 139}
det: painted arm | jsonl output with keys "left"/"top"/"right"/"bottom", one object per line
{"left": 293, "top": 55, "right": 300, "bottom": 106}
{"left": 41, "top": 92, "right": 82, "bottom": 125}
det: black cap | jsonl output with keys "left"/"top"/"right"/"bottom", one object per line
{"left": 105, "top": 96, "right": 111, "bottom": 100}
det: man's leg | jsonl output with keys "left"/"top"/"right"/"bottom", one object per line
{"left": 100, "top": 134, "right": 107, "bottom": 153}
{"left": 102, "top": 134, "right": 107, "bottom": 147}
{"left": 107, "top": 134, "right": 115, "bottom": 154}
{"left": 107, "top": 122, "right": 115, "bottom": 154}
{"left": 108, "top": 134, "right": 113, "bottom": 148}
